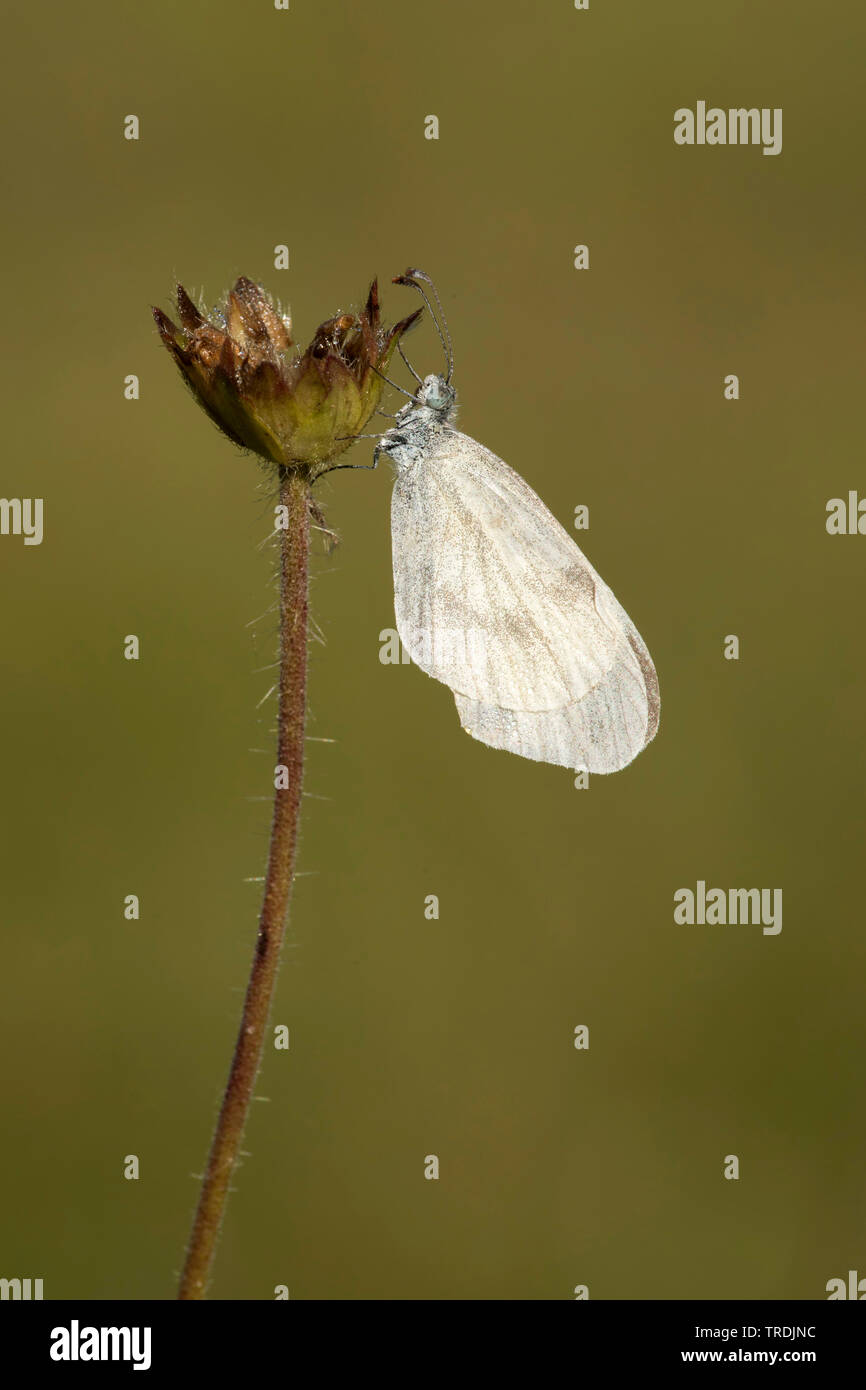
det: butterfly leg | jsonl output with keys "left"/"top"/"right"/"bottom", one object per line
{"left": 314, "top": 448, "right": 380, "bottom": 478}
{"left": 307, "top": 497, "right": 340, "bottom": 551}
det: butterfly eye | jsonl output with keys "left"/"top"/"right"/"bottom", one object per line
{"left": 422, "top": 377, "right": 452, "bottom": 411}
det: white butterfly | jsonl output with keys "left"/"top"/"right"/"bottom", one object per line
{"left": 374, "top": 273, "right": 660, "bottom": 774}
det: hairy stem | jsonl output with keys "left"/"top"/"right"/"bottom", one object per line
{"left": 178, "top": 465, "right": 310, "bottom": 1300}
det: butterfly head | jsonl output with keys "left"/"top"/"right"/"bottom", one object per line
{"left": 415, "top": 373, "right": 456, "bottom": 417}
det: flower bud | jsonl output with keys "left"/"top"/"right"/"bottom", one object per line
{"left": 153, "top": 278, "right": 420, "bottom": 474}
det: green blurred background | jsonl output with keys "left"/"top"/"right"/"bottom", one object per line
{"left": 2, "top": 1, "right": 864, "bottom": 1300}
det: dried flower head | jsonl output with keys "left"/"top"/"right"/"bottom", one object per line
{"left": 153, "top": 278, "right": 421, "bottom": 475}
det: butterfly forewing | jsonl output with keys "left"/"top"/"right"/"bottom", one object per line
{"left": 391, "top": 430, "right": 626, "bottom": 711}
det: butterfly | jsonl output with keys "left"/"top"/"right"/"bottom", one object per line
{"left": 374, "top": 271, "right": 660, "bottom": 774}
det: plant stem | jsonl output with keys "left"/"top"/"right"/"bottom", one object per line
{"left": 178, "top": 465, "right": 310, "bottom": 1300}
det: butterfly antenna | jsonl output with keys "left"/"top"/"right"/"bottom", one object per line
{"left": 394, "top": 269, "right": 454, "bottom": 384}
{"left": 370, "top": 363, "right": 417, "bottom": 401}
{"left": 397, "top": 337, "right": 424, "bottom": 387}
